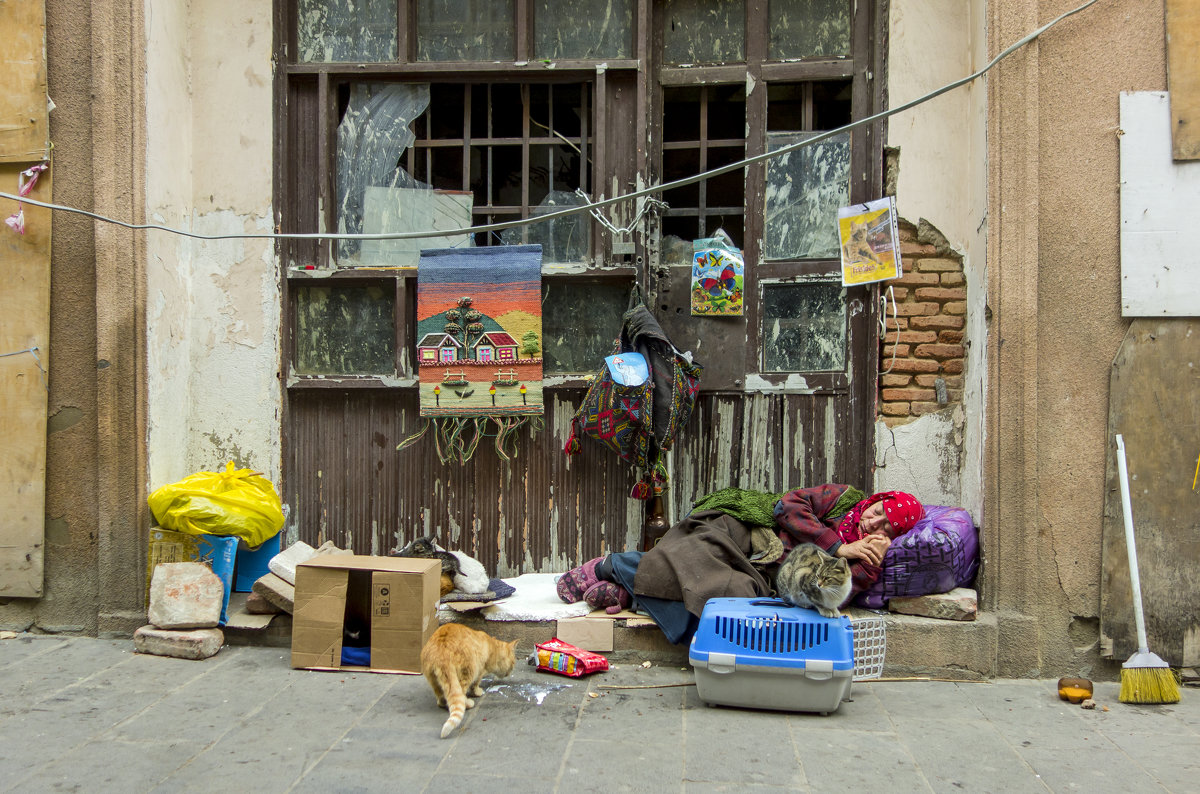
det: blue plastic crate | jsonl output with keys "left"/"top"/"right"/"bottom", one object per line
{"left": 688, "top": 597, "right": 855, "bottom": 714}
{"left": 233, "top": 533, "right": 282, "bottom": 592}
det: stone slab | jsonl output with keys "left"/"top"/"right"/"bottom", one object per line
{"left": 133, "top": 625, "right": 223, "bottom": 660}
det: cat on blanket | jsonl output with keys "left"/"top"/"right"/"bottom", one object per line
{"left": 391, "top": 535, "right": 490, "bottom": 594}
{"left": 421, "top": 623, "right": 517, "bottom": 738}
{"left": 774, "top": 542, "right": 852, "bottom": 618}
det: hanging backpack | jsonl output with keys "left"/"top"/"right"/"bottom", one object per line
{"left": 563, "top": 289, "right": 703, "bottom": 498}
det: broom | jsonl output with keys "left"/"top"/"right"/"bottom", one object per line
{"left": 1114, "top": 434, "right": 1180, "bottom": 704}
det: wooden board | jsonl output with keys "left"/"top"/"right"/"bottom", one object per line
{"left": 0, "top": 0, "right": 49, "bottom": 162}
{"left": 1167, "top": 0, "right": 1200, "bottom": 160}
{"left": 1100, "top": 319, "right": 1200, "bottom": 667}
{"left": 0, "top": 164, "right": 51, "bottom": 597}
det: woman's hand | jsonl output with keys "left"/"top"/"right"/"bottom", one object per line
{"left": 836, "top": 534, "right": 891, "bottom": 566}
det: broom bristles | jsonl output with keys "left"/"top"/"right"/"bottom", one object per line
{"left": 1119, "top": 665, "right": 1180, "bottom": 704}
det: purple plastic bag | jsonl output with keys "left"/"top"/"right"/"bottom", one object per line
{"left": 853, "top": 505, "right": 979, "bottom": 609}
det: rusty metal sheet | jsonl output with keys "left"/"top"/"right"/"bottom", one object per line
{"left": 286, "top": 388, "right": 642, "bottom": 576}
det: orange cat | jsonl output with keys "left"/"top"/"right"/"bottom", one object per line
{"left": 420, "top": 623, "right": 517, "bottom": 739}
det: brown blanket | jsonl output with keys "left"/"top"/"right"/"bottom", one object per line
{"left": 632, "top": 510, "right": 772, "bottom": 617}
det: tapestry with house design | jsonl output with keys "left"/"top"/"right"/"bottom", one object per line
{"left": 401, "top": 244, "right": 544, "bottom": 463}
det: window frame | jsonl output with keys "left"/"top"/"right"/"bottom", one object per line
{"left": 274, "top": 0, "right": 883, "bottom": 393}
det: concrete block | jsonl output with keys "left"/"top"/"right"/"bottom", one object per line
{"left": 267, "top": 540, "right": 351, "bottom": 585}
{"left": 148, "top": 562, "right": 224, "bottom": 629}
{"left": 133, "top": 625, "right": 224, "bottom": 660}
{"left": 267, "top": 541, "right": 314, "bottom": 585}
{"left": 245, "top": 591, "right": 282, "bottom": 614}
{"left": 889, "top": 587, "right": 978, "bottom": 621}
{"left": 252, "top": 572, "right": 295, "bottom": 614}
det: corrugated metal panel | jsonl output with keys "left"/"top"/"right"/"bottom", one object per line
{"left": 287, "top": 389, "right": 643, "bottom": 575}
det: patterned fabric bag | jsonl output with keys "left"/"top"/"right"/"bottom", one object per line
{"left": 563, "top": 291, "right": 702, "bottom": 498}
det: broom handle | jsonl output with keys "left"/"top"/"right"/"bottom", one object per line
{"left": 1115, "top": 434, "right": 1151, "bottom": 654}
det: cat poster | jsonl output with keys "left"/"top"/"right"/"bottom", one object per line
{"left": 838, "top": 197, "right": 902, "bottom": 286}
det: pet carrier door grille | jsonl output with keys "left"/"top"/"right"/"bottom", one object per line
{"left": 713, "top": 614, "right": 831, "bottom": 653}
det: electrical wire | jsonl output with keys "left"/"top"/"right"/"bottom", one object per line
{"left": 878, "top": 285, "right": 899, "bottom": 376}
{"left": 0, "top": 0, "right": 1102, "bottom": 243}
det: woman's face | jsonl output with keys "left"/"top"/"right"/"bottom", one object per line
{"left": 858, "top": 501, "right": 893, "bottom": 537}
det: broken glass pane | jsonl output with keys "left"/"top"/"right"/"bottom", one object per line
{"left": 534, "top": 0, "right": 633, "bottom": 59}
{"left": 764, "top": 131, "right": 850, "bottom": 259}
{"left": 336, "top": 83, "right": 431, "bottom": 264}
{"left": 541, "top": 281, "right": 628, "bottom": 373}
{"left": 360, "top": 188, "right": 474, "bottom": 267}
{"left": 761, "top": 282, "right": 845, "bottom": 372}
{"left": 295, "top": 286, "right": 396, "bottom": 375}
{"left": 499, "top": 191, "right": 589, "bottom": 264}
{"left": 663, "top": 0, "right": 745, "bottom": 64}
{"left": 769, "top": 0, "right": 851, "bottom": 59}
{"left": 297, "top": 0, "right": 398, "bottom": 63}
{"left": 417, "top": 0, "right": 514, "bottom": 61}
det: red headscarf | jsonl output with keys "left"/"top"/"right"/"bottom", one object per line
{"left": 835, "top": 491, "right": 924, "bottom": 545}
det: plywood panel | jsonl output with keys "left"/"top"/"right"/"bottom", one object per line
{"left": 1167, "top": 0, "right": 1200, "bottom": 160}
{"left": 0, "top": 0, "right": 49, "bottom": 162}
{"left": 1100, "top": 319, "right": 1200, "bottom": 666}
{"left": 0, "top": 165, "right": 51, "bottom": 597}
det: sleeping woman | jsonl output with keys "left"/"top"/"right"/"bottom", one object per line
{"left": 556, "top": 484, "right": 925, "bottom": 644}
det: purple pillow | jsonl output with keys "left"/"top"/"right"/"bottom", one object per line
{"left": 853, "top": 505, "right": 979, "bottom": 609}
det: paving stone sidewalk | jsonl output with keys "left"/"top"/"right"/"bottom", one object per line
{"left": 1, "top": 635, "right": 1198, "bottom": 793}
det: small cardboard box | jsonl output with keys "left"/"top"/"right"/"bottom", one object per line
{"left": 291, "top": 555, "right": 440, "bottom": 674}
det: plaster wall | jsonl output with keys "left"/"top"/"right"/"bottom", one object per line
{"left": 145, "top": 0, "right": 194, "bottom": 490}
{"left": 986, "top": 0, "right": 1166, "bottom": 676}
{"left": 881, "top": 0, "right": 988, "bottom": 520}
{"left": 145, "top": 1, "right": 281, "bottom": 488}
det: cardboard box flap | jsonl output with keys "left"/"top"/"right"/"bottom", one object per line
{"left": 298, "top": 554, "right": 440, "bottom": 575}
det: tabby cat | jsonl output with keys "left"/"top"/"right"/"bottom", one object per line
{"left": 774, "top": 542, "right": 852, "bottom": 618}
{"left": 391, "top": 536, "right": 459, "bottom": 596}
{"left": 420, "top": 623, "right": 517, "bottom": 739}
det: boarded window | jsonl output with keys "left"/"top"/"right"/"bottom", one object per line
{"left": 763, "top": 131, "right": 850, "bottom": 260}
{"left": 535, "top": 0, "right": 633, "bottom": 59}
{"left": 769, "top": 0, "right": 851, "bottom": 59}
{"left": 297, "top": 0, "right": 398, "bottom": 63}
{"left": 417, "top": 0, "right": 515, "bottom": 61}
{"left": 761, "top": 282, "right": 845, "bottom": 372}
{"left": 295, "top": 286, "right": 396, "bottom": 375}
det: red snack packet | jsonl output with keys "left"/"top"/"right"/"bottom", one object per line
{"left": 533, "top": 638, "right": 609, "bottom": 677}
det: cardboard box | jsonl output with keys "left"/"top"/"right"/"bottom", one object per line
{"left": 556, "top": 617, "right": 615, "bottom": 652}
{"left": 291, "top": 555, "right": 440, "bottom": 674}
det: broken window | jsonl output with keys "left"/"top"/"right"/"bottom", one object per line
{"left": 660, "top": 85, "right": 746, "bottom": 265}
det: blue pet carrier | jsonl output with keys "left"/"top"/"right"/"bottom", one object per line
{"left": 688, "top": 597, "right": 860, "bottom": 714}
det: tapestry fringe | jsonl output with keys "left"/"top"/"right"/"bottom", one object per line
{"left": 397, "top": 415, "right": 543, "bottom": 465}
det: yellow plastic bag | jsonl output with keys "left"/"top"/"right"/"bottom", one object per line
{"left": 148, "top": 462, "right": 285, "bottom": 548}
